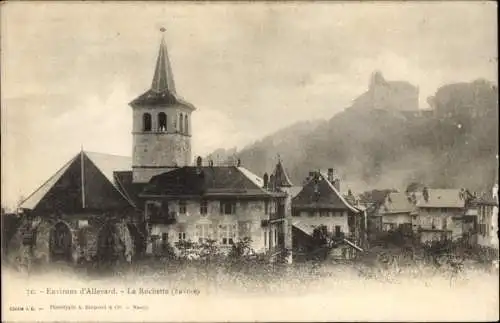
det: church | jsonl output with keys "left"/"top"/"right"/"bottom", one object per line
{"left": 10, "top": 31, "right": 295, "bottom": 265}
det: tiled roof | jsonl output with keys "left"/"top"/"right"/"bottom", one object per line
{"left": 292, "top": 220, "right": 314, "bottom": 236}
{"left": 19, "top": 151, "right": 135, "bottom": 212}
{"left": 380, "top": 192, "right": 415, "bottom": 214}
{"left": 85, "top": 151, "right": 131, "bottom": 185}
{"left": 142, "top": 166, "right": 282, "bottom": 198}
{"left": 288, "top": 186, "right": 303, "bottom": 199}
{"left": 292, "top": 172, "right": 360, "bottom": 212}
{"left": 415, "top": 189, "right": 466, "bottom": 208}
{"left": 19, "top": 157, "right": 75, "bottom": 210}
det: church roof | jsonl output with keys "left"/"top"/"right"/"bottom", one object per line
{"left": 292, "top": 171, "right": 360, "bottom": 212}
{"left": 129, "top": 33, "right": 195, "bottom": 110}
{"left": 141, "top": 166, "right": 284, "bottom": 198}
{"left": 19, "top": 151, "right": 135, "bottom": 212}
{"left": 272, "top": 159, "right": 293, "bottom": 187}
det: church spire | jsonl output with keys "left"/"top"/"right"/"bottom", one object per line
{"left": 151, "top": 28, "right": 176, "bottom": 94}
{"left": 273, "top": 157, "right": 293, "bottom": 187}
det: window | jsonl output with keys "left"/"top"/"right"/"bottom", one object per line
{"left": 161, "top": 232, "right": 168, "bottom": 242}
{"left": 292, "top": 209, "right": 300, "bottom": 217}
{"left": 442, "top": 217, "right": 447, "bottom": 230}
{"left": 195, "top": 224, "right": 212, "bottom": 243}
{"left": 145, "top": 201, "right": 161, "bottom": 221}
{"left": 200, "top": 200, "right": 208, "bottom": 215}
{"left": 264, "top": 228, "right": 267, "bottom": 248}
{"left": 158, "top": 112, "right": 167, "bottom": 132}
{"left": 220, "top": 224, "right": 236, "bottom": 245}
{"left": 238, "top": 221, "right": 251, "bottom": 240}
{"left": 220, "top": 201, "right": 236, "bottom": 215}
{"left": 320, "top": 210, "right": 328, "bottom": 217}
{"left": 264, "top": 201, "right": 269, "bottom": 214}
{"left": 308, "top": 211, "right": 315, "bottom": 217}
{"left": 178, "top": 232, "right": 186, "bottom": 242}
{"left": 179, "top": 200, "right": 187, "bottom": 214}
{"left": 335, "top": 225, "right": 342, "bottom": 237}
{"left": 179, "top": 113, "right": 184, "bottom": 133}
{"left": 185, "top": 114, "right": 189, "bottom": 134}
{"left": 143, "top": 113, "right": 152, "bottom": 132}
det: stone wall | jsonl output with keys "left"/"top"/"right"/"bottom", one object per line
{"left": 6, "top": 214, "right": 142, "bottom": 267}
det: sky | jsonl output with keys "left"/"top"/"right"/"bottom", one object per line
{"left": 1, "top": 1, "right": 497, "bottom": 209}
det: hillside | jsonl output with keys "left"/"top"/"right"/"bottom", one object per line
{"left": 209, "top": 76, "right": 499, "bottom": 194}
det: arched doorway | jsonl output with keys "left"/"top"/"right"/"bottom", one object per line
{"left": 97, "top": 223, "right": 125, "bottom": 264}
{"left": 49, "top": 222, "right": 72, "bottom": 262}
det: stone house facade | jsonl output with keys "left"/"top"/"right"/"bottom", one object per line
{"left": 413, "top": 188, "right": 469, "bottom": 243}
{"left": 139, "top": 159, "right": 293, "bottom": 257}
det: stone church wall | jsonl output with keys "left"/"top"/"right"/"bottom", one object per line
{"left": 5, "top": 214, "right": 142, "bottom": 268}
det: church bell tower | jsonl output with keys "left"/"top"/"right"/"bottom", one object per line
{"left": 129, "top": 29, "right": 196, "bottom": 183}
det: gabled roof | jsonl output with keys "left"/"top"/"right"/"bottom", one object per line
{"left": 415, "top": 189, "right": 466, "bottom": 208}
{"left": 292, "top": 172, "right": 359, "bottom": 212}
{"left": 272, "top": 159, "right": 293, "bottom": 187}
{"left": 142, "top": 166, "right": 283, "bottom": 198}
{"left": 19, "top": 151, "right": 135, "bottom": 212}
{"left": 380, "top": 192, "right": 416, "bottom": 214}
{"left": 129, "top": 34, "right": 195, "bottom": 110}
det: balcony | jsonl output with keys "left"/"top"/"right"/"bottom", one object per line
{"left": 148, "top": 211, "right": 177, "bottom": 225}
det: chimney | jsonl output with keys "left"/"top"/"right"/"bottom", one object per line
{"left": 327, "top": 168, "right": 334, "bottom": 183}
{"left": 196, "top": 156, "right": 202, "bottom": 167}
{"left": 269, "top": 174, "right": 275, "bottom": 190}
{"left": 263, "top": 173, "right": 269, "bottom": 189}
{"left": 423, "top": 187, "right": 429, "bottom": 203}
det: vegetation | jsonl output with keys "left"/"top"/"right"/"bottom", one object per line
{"left": 210, "top": 79, "right": 498, "bottom": 193}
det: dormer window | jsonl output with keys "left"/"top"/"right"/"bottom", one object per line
{"left": 143, "top": 113, "right": 152, "bottom": 132}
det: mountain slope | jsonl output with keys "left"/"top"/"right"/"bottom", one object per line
{"left": 212, "top": 77, "right": 499, "bottom": 193}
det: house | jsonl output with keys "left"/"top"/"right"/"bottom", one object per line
{"left": 139, "top": 157, "right": 291, "bottom": 256}
{"left": 473, "top": 184, "right": 499, "bottom": 249}
{"left": 13, "top": 151, "right": 145, "bottom": 265}
{"left": 413, "top": 187, "right": 470, "bottom": 243}
{"left": 291, "top": 169, "right": 365, "bottom": 260}
{"left": 377, "top": 192, "right": 416, "bottom": 233}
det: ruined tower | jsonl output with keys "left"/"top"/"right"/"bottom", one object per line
{"left": 129, "top": 30, "right": 196, "bottom": 183}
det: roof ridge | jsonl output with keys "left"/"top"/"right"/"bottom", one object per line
{"left": 318, "top": 172, "right": 359, "bottom": 213}
{"left": 83, "top": 150, "right": 131, "bottom": 159}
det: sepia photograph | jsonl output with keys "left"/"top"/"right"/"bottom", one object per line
{"left": 1, "top": 1, "right": 498, "bottom": 321}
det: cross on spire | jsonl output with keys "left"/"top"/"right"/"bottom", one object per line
{"left": 151, "top": 28, "right": 176, "bottom": 93}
